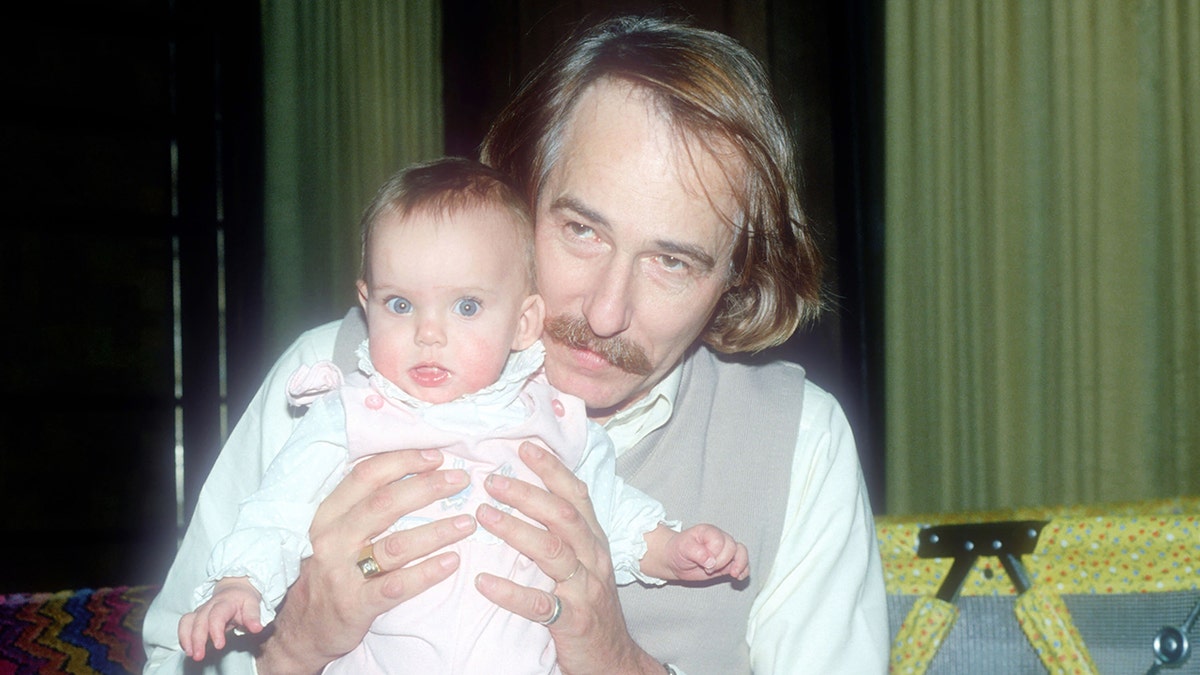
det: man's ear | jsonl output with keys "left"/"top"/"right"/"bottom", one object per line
{"left": 511, "top": 294, "right": 545, "bottom": 351}
{"left": 356, "top": 279, "right": 369, "bottom": 311}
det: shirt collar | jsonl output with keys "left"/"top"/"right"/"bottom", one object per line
{"left": 601, "top": 362, "right": 683, "bottom": 457}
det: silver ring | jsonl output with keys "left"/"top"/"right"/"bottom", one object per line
{"left": 538, "top": 594, "right": 563, "bottom": 626}
{"left": 557, "top": 561, "right": 584, "bottom": 585}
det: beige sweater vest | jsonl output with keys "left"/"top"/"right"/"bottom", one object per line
{"left": 615, "top": 346, "right": 801, "bottom": 674}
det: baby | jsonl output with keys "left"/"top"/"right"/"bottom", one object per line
{"left": 178, "top": 157, "right": 748, "bottom": 673}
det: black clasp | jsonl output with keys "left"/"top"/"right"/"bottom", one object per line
{"left": 916, "top": 520, "right": 1048, "bottom": 603}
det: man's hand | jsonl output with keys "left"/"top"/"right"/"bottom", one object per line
{"left": 256, "top": 449, "right": 475, "bottom": 674}
{"left": 473, "top": 442, "right": 664, "bottom": 675}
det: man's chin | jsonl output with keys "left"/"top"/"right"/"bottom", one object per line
{"left": 559, "top": 373, "right": 652, "bottom": 420}
{"left": 543, "top": 349, "right": 639, "bottom": 410}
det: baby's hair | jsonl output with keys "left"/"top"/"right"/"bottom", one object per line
{"left": 359, "top": 157, "right": 535, "bottom": 287}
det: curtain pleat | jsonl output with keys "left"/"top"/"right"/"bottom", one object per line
{"left": 885, "top": 0, "right": 1200, "bottom": 514}
{"left": 261, "top": 1, "right": 443, "bottom": 353}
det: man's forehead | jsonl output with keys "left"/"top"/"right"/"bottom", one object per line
{"left": 548, "top": 81, "right": 743, "bottom": 210}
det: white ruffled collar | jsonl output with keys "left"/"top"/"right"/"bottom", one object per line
{"left": 354, "top": 339, "right": 545, "bottom": 411}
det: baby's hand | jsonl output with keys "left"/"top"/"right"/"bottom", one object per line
{"left": 668, "top": 523, "right": 750, "bottom": 581}
{"left": 178, "top": 577, "right": 264, "bottom": 662}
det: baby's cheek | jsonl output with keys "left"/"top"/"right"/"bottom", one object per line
{"left": 455, "top": 335, "right": 510, "bottom": 391}
{"left": 369, "top": 340, "right": 406, "bottom": 384}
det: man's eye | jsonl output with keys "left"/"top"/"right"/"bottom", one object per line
{"left": 658, "top": 255, "right": 688, "bottom": 272}
{"left": 385, "top": 297, "right": 412, "bottom": 314}
{"left": 454, "top": 298, "right": 481, "bottom": 317}
{"left": 566, "top": 221, "right": 595, "bottom": 239}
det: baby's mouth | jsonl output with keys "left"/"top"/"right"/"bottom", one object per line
{"left": 409, "top": 365, "right": 450, "bottom": 387}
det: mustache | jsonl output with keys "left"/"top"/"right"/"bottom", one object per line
{"left": 543, "top": 315, "right": 653, "bottom": 376}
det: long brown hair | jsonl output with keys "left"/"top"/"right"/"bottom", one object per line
{"left": 482, "top": 15, "right": 824, "bottom": 353}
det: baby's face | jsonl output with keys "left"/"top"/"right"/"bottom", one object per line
{"left": 358, "top": 204, "right": 539, "bottom": 403}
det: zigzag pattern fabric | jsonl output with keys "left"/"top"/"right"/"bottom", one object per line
{"left": 0, "top": 585, "right": 155, "bottom": 674}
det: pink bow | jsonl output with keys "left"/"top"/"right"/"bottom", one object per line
{"left": 286, "top": 361, "right": 344, "bottom": 406}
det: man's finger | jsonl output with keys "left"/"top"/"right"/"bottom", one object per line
{"left": 359, "top": 551, "right": 462, "bottom": 617}
{"left": 473, "top": 572, "right": 559, "bottom": 626}
{"left": 314, "top": 449, "right": 445, "bottom": 527}
{"left": 480, "top": 450, "right": 612, "bottom": 584}
{"left": 315, "top": 465, "right": 469, "bottom": 551}
{"left": 518, "top": 443, "right": 606, "bottom": 535}
{"left": 368, "top": 514, "right": 477, "bottom": 572}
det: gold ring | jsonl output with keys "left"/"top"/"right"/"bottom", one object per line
{"left": 356, "top": 545, "right": 382, "bottom": 579}
{"left": 557, "top": 561, "right": 585, "bottom": 584}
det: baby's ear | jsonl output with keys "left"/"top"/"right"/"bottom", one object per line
{"left": 356, "top": 279, "right": 369, "bottom": 310}
{"left": 512, "top": 294, "right": 545, "bottom": 351}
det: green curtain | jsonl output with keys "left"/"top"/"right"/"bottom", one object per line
{"left": 260, "top": 0, "right": 443, "bottom": 354}
{"left": 884, "top": 0, "right": 1199, "bottom": 514}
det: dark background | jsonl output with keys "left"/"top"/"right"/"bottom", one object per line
{"left": 0, "top": 0, "right": 882, "bottom": 593}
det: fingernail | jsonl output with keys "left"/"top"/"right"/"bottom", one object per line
{"left": 477, "top": 503, "right": 499, "bottom": 523}
{"left": 522, "top": 443, "right": 544, "bottom": 460}
{"left": 421, "top": 449, "right": 441, "bottom": 461}
{"left": 446, "top": 470, "right": 468, "bottom": 485}
{"left": 453, "top": 514, "right": 474, "bottom": 530}
{"left": 487, "top": 474, "right": 510, "bottom": 490}
{"left": 440, "top": 553, "right": 459, "bottom": 570}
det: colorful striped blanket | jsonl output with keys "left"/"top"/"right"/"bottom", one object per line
{"left": 0, "top": 585, "right": 155, "bottom": 675}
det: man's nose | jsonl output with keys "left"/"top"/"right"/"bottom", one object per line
{"left": 581, "top": 258, "right": 634, "bottom": 338}
{"left": 414, "top": 313, "right": 446, "bottom": 346}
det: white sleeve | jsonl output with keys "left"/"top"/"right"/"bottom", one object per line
{"left": 142, "top": 320, "right": 341, "bottom": 675}
{"left": 573, "top": 421, "right": 680, "bottom": 587}
{"left": 745, "top": 383, "right": 889, "bottom": 674}
{"left": 194, "top": 394, "right": 350, "bottom": 625}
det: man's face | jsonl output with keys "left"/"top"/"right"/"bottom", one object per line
{"left": 534, "top": 79, "right": 739, "bottom": 416}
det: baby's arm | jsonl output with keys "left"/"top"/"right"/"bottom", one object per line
{"left": 178, "top": 577, "right": 263, "bottom": 662}
{"left": 573, "top": 420, "right": 750, "bottom": 585}
{"left": 640, "top": 523, "right": 750, "bottom": 582}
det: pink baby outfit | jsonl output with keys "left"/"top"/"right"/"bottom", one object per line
{"left": 196, "top": 341, "right": 669, "bottom": 674}
{"left": 327, "top": 352, "right": 585, "bottom": 674}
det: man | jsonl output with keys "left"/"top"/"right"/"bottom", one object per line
{"left": 143, "top": 16, "right": 887, "bottom": 674}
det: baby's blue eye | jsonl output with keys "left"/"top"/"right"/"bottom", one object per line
{"left": 454, "top": 298, "right": 480, "bottom": 317}
{"left": 386, "top": 297, "right": 412, "bottom": 314}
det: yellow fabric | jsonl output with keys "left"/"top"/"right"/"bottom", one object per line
{"left": 878, "top": 498, "right": 1200, "bottom": 597}
{"left": 889, "top": 596, "right": 959, "bottom": 675}
{"left": 1013, "top": 586, "right": 1100, "bottom": 675}
{"left": 884, "top": 0, "right": 1200, "bottom": 514}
